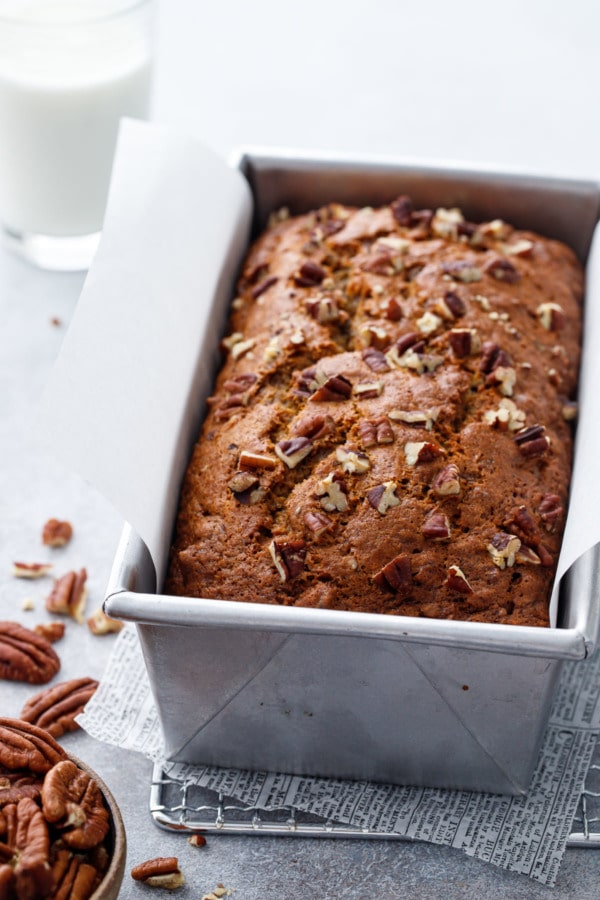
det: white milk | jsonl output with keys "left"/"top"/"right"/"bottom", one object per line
{"left": 0, "top": 2, "right": 153, "bottom": 237}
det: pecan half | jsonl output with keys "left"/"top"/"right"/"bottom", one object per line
{"left": 0, "top": 718, "right": 67, "bottom": 774}
{"left": 42, "top": 760, "right": 110, "bottom": 851}
{"left": 45, "top": 570, "right": 88, "bottom": 624}
{"left": 50, "top": 847, "right": 99, "bottom": 900}
{"left": 0, "top": 622, "right": 60, "bottom": 685}
{"left": 131, "top": 857, "right": 185, "bottom": 889}
{"left": 41, "top": 520, "right": 73, "bottom": 548}
{"left": 0, "top": 773, "right": 43, "bottom": 809}
{"left": 0, "top": 797, "right": 53, "bottom": 899}
{"left": 20, "top": 678, "right": 99, "bottom": 739}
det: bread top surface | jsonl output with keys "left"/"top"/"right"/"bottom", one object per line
{"left": 165, "top": 198, "right": 583, "bottom": 627}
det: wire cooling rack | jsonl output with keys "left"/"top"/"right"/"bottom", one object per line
{"left": 150, "top": 756, "right": 600, "bottom": 846}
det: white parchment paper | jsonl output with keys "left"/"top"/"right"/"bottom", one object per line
{"left": 37, "top": 119, "right": 253, "bottom": 586}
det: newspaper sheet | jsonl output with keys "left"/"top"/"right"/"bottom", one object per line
{"left": 79, "top": 626, "right": 600, "bottom": 886}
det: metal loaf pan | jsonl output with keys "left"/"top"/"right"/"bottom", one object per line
{"left": 105, "top": 151, "right": 600, "bottom": 796}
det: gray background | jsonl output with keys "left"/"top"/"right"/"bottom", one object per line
{"left": 2, "top": 1, "right": 600, "bottom": 896}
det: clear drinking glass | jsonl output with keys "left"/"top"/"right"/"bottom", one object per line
{"left": 0, "top": 0, "right": 154, "bottom": 270}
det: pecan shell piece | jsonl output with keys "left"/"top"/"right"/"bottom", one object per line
{"left": 42, "top": 760, "right": 110, "bottom": 851}
{"left": 20, "top": 678, "right": 99, "bottom": 739}
{"left": 0, "top": 621, "right": 60, "bottom": 685}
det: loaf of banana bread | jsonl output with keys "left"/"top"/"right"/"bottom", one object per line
{"left": 165, "top": 196, "right": 583, "bottom": 626}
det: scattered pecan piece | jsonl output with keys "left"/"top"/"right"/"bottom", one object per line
{"left": 294, "top": 260, "right": 326, "bottom": 287}
{"left": 315, "top": 473, "right": 349, "bottom": 512}
{"left": 187, "top": 834, "right": 207, "bottom": 848}
{"left": 42, "top": 760, "right": 110, "bottom": 851}
{"left": 366, "top": 482, "right": 400, "bottom": 515}
{"left": 131, "top": 857, "right": 185, "bottom": 889}
{"left": 448, "top": 328, "right": 480, "bottom": 358}
{"left": 484, "top": 256, "right": 520, "bottom": 283}
{"left": 442, "top": 260, "right": 482, "bottom": 283}
{"left": 0, "top": 719, "right": 67, "bottom": 774}
{"left": 445, "top": 565, "right": 473, "bottom": 594}
{"left": 292, "top": 413, "right": 336, "bottom": 441}
{"left": 354, "top": 380, "right": 384, "bottom": 400}
{"left": 514, "top": 425, "right": 550, "bottom": 457}
{"left": 431, "top": 464, "right": 461, "bottom": 497}
{"left": 0, "top": 623, "right": 60, "bottom": 685}
{"left": 41, "top": 520, "right": 73, "bottom": 548}
{"left": 538, "top": 493, "right": 563, "bottom": 532}
{"left": 238, "top": 450, "right": 278, "bottom": 470}
{"left": 487, "top": 532, "right": 521, "bottom": 569}
{"left": 274, "top": 437, "right": 313, "bottom": 469}
{"left": 310, "top": 374, "right": 352, "bottom": 402}
{"left": 479, "top": 341, "right": 511, "bottom": 375}
{"left": 228, "top": 472, "right": 264, "bottom": 505}
{"left": 45, "top": 570, "right": 88, "bottom": 624}
{"left": 373, "top": 555, "right": 412, "bottom": 596}
{"left": 12, "top": 563, "right": 53, "bottom": 580}
{"left": 362, "top": 346, "right": 390, "bottom": 373}
{"left": 269, "top": 540, "right": 307, "bottom": 582}
{"left": 435, "top": 290, "right": 466, "bottom": 320}
{"left": 20, "top": 678, "right": 99, "bottom": 739}
{"left": 359, "top": 417, "right": 394, "bottom": 447}
{"left": 388, "top": 408, "right": 437, "bottom": 430}
{"left": 336, "top": 447, "right": 370, "bottom": 474}
{"left": 87, "top": 607, "right": 124, "bottom": 636}
{"left": 404, "top": 441, "right": 444, "bottom": 466}
{"left": 33, "top": 622, "right": 65, "bottom": 644}
{"left": 390, "top": 195, "right": 413, "bottom": 226}
{"left": 250, "top": 275, "right": 278, "bottom": 299}
{"left": 537, "top": 302, "right": 566, "bottom": 331}
{"left": 304, "top": 510, "right": 334, "bottom": 537}
{"left": 382, "top": 296, "right": 404, "bottom": 320}
{"left": 305, "top": 295, "right": 340, "bottom": 323}
{"left": 421, "top": 510, "right": 451, "bottom": 540}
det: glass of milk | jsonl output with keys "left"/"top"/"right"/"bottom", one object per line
{"left": 0, "top": 0, "right": 154, "bottom": 270}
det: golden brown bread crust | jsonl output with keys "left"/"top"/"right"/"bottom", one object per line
{"left": 165, "top": 198, "right": 583, "bottom": 626}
